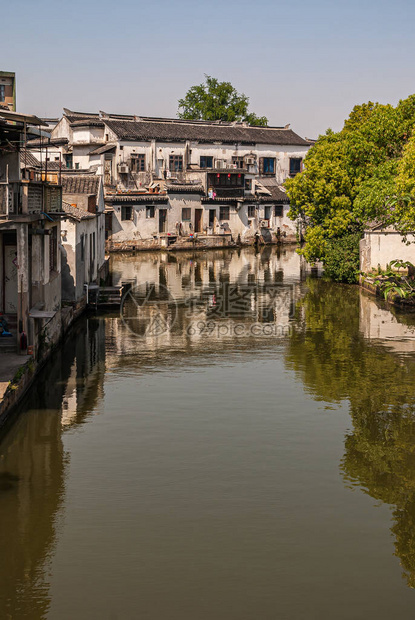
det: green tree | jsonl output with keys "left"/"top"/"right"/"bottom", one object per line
{"left": 285, "top": 95, "right": 415, "bottom": 272}
{"left": 177, "top": 75, "right": 268, "bottom": 126}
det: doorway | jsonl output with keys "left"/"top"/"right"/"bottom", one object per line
{"left": 159, "top": 209, "right": 167, "bottom": 233}
{"left": 194, "top": 209, "right": 203, "bottom": 233}
{"left": 209, "top": 209, "right": 216, "bottom": 231}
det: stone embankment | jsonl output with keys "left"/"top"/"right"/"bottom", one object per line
{"left": 0, "top": 303, "right": 87, "bottom": 433}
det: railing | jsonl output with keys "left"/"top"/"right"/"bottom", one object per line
{"left": 0, "top": 181, "right": 62, "bottom": 216}
{"left": 0, "top": 183, "right": 8, "bottom": 216}
{"left": 207, "top": 187, "right": 245, "bottom": 198}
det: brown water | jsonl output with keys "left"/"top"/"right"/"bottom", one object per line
{"left": 2, "top": 247, "right": 415, "bottom": 619}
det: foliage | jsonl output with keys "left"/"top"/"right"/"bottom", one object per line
{"left": 323, "top": 233, "right": 361, "bottom": 283}
{"left": 286, "top": 278, "right": 415, "bottom": 587}
{"left": 286, "top": 94, "right": 415, "bottom": 269}
{"left": 178, "top": 75, "right": 268, "bottom": 126}
{"left": 8, "top": 364, "right": 27, "bottom": 391}
{"left": 367, "top": 259, "right": 415, "bottom": 300}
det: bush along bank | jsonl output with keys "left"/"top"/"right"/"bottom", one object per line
{"left": 322, "top": 233, "right": 362, "bottom": 284}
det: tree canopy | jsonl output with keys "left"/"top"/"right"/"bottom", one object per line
{"left": 177, "top": 75, "right": 268, "bottom": 127}
{"left": 285, "top": 95, "right": 415, "bottom": 266}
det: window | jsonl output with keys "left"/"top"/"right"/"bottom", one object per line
{"left": 210, "top": 173, "right": 244, "bottom": 187}
{"left": 80, "top": 234, "right": 85, "bottom": 262}
{"left": 200, "top": 156, "right": 213, "bottom": 169}
{"left": 232, "top": 157, "right": 244, "bottom": 169}
{"left": 55, "top": 156, "right": 59, "bottom": 161}
{"left": 259, "top": 157, "right": 276, "bottom": 175}
{"left": 121, "top": 206, "right": 133, "bottom": 221}
{"left": 248, "top": 205, "right": 256, "bottom": 218}
{"left": 49, "top": 226, "right": 57, "bottom": 272}
{"left": 245, "top": 179, "right": 252, "bottom": 191}
{"left": 93, "top": 232, "right": 96, "bottom": 259}
{"left": 0, "top": 85, "right": 4, "bottom": 102}
{"left": 65, "top": 154, "right": 73, "bottom": 169}
{"left": 289, "top": 158, "right": 302, "bottom": 176}
{"left": 182, "top": 208, "right": 191, "bottom": 221}
{"left": 275, "top": 204, "right": 284, "bottom": 217}
{"left": 75, "top": 162, "right": 80, "bottom": 170}
{"left": 169, "top": 155, "right": 183, "bottom": 172}
{"left": 219, "top": 206, "right": 230, "bottom": 220}
{"left": 131, "top": 154, "right": 146, "bottom": 172}
{"left": 146, "top": 206, "right": 155, "bottom": 218}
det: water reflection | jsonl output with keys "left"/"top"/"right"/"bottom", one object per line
{"left": 286, "top": 278, "right": 415, "bottom": 587}
{"left": 4, "top": 248, "right": 415, "bottom": 617}
{"left": 0, "top": 319, "right": 106, "bottom": 619}
{"left": 109, "top": 247, "right": 301, "bottom": 362}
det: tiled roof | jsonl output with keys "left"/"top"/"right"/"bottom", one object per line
{"left": 20, "top": 151, "right": 40, "bottom": 168}
{"left": 166, "top": 183, "right": 205, "bottom": 194}
{"left": 63, "top": 108, "right": 100, "bottom": 124}
{"left": 44, "top": 161, "right": 62, "bottom": 171}
{"left": 26, "top": 136, "right": 68, "bottom": 147}
{"left": 19, "top": 152, "right": 63, "bottom": 171}
{"left": 70, "top": 119, "right": 105, "bottom": 128}
{"left": 61, "top": 174, "right": 100, "bottom": 195}
{"left": 104, "top": 119, "right": 309, "bottom": 146}
{"left": 61, "top": 201, "right": 95, "bottom": 221}
{"left": 257, "top": 178, "right": 289, "bottom": 202}
{"left": 106, "top": 193, "right": 168, "bottom": 204}
{"left": 89, "top": 143, "right": 117, "bottom": 155}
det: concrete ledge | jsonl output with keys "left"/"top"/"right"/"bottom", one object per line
{"left": 106, "top": 235, "right": 298, "bottom": 253}
{"left": 0, "top": 355, "right": 35, "bottom": 431}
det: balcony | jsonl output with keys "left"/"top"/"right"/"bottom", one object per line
{"left": 213, "top": 187, "right": 245, "bottom": 198}
{"left": 0, "top": 181, "right": 62, "bottom": 217}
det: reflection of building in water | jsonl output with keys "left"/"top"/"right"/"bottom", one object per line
{"left": 106, "top": 247, "right": 302, "bottom": 363}
{"left": 359, "top": 291, "right": 415, "bottom": 355}
{"left": 61, "top": 318, "right": 106, "bottom": 426}
{"left": 0, "top": 316, "right": 106, "bottom": 617}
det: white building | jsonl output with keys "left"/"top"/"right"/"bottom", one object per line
{"left": 41, "top": 110, "right": 311, "bottom": 249}
{"left": 59, "top": 174, "right": 106, "bottom": 305}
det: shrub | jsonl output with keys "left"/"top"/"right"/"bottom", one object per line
{"left": 323, "top": 233, "right": 361, "bottom": 283}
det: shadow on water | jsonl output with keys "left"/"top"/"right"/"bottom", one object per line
{"left": 286, "top": 278, "right": 415, "bottom": 588}
{"left": 0, "top": 317, "right": 106, "bottom": 619}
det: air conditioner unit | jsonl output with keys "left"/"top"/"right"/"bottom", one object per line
{"left": 215, "top": 160, "right": 224, "bottom": 169}
{"left": 245, "top": 157, "right": 255, "bottom": 165}
{"left": 118, "top": 164, "right": 129, "bottom": 174}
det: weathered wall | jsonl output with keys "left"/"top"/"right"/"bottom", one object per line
{"left": 360, "top": 231, "right": 415, "bottom": 272}
{"left": 61, "top": 216, "right": 103, "bottom": 302}
{"left": 113, "top": 140, "right": 309, "bottom": 187}
{"left": 109, "top": 197, "right": 296, "bottom": 246}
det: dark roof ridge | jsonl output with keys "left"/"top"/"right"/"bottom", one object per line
{"left": 103, "top": 118, "right": 309, "bottom": 146}
{"left": 63, "top": 108, "right": 100, "bottom": 118}
{"left": 103, "top": 114, "right": 287, "bottom": 129}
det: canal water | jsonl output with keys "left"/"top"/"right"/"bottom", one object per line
{"left": 2, "top": 247, "right": 415, "bottom": 619}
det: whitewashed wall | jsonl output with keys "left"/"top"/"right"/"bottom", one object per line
{"left": 360, "top": 230, "right": 415, "bottom": 272}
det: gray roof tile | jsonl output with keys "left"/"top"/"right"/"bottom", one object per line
{"left": 61, "top": 174, "right": 100, "bottom": 195}
{"left": 104, "top": 119, "right": 309, "bottom": 146}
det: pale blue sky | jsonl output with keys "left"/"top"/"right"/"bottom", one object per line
{"left": 2, "top": 0, "right": 415, "bottom": 138}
